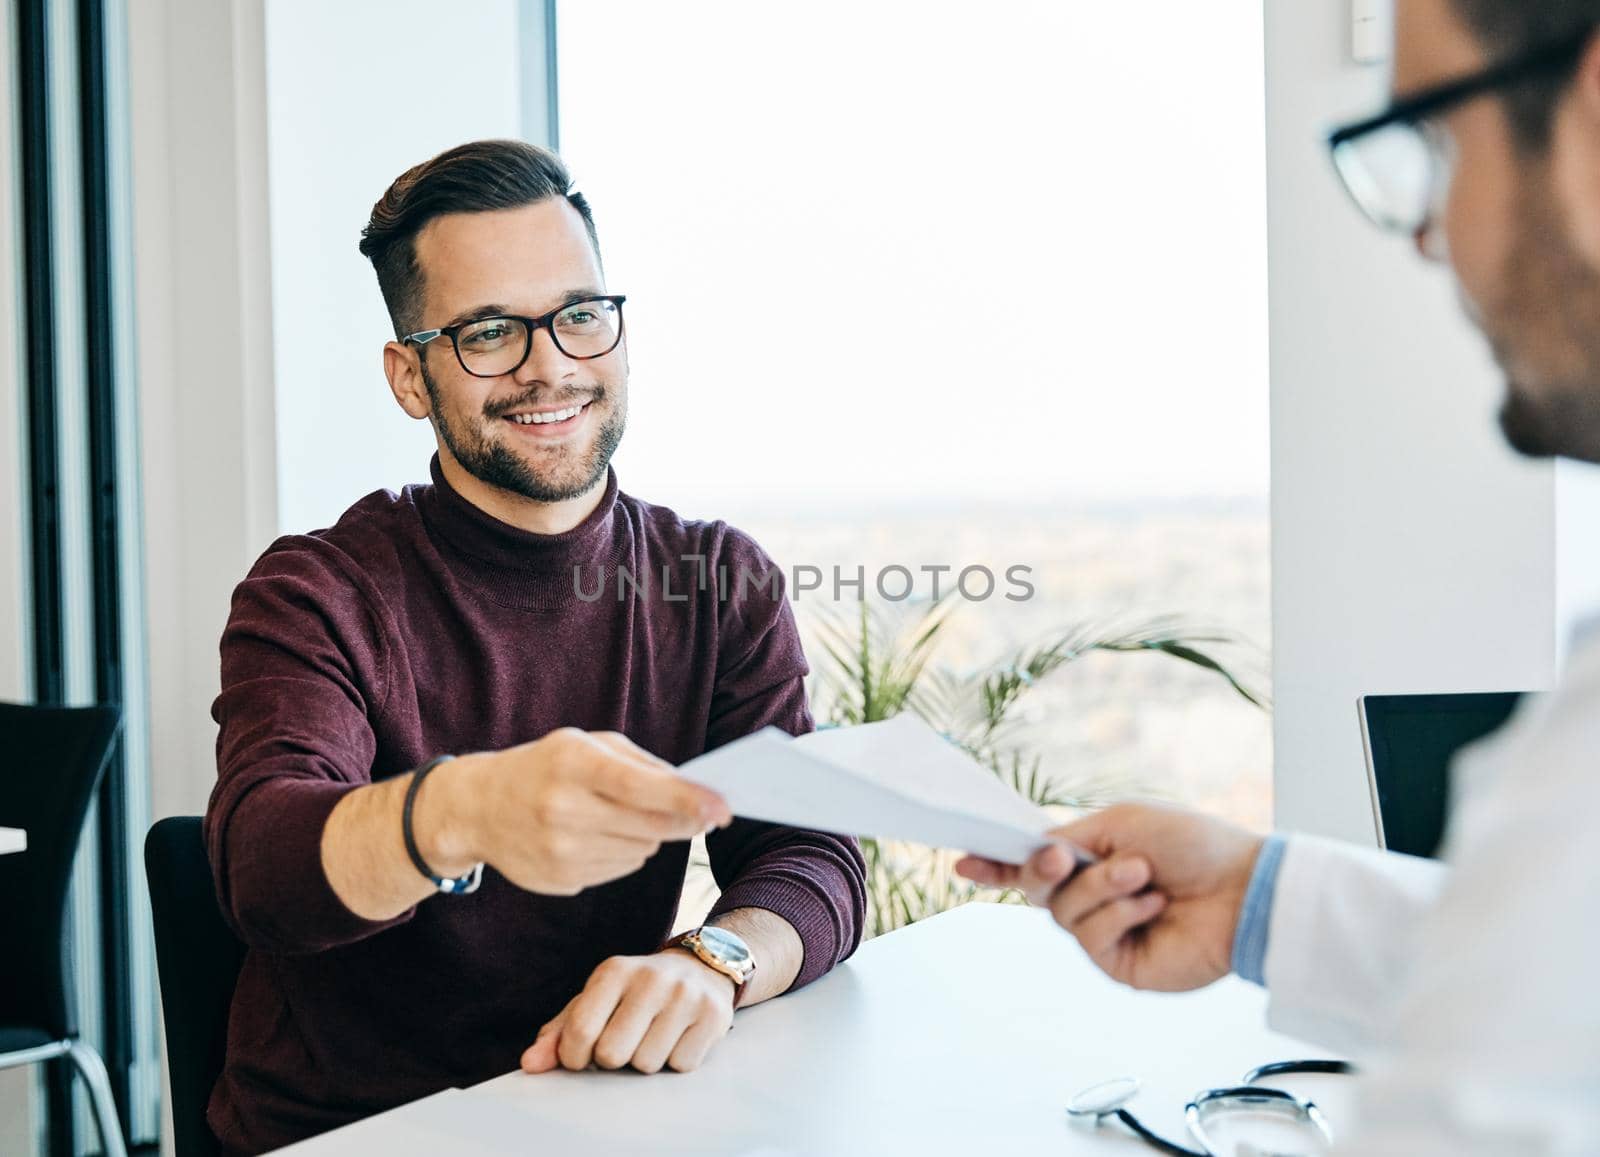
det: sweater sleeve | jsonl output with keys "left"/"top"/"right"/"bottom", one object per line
{"left": 203, "top": 541, "right": 417, "bottom": 955}
{"left": 702, "top": 533, "right": 867, "bottom": 992}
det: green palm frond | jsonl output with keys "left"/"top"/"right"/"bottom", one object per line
{"left": 803, "top": 599, "right": 1268, "bottom": 938}
{"left": 969, "top": 616, "right": 1267, "bottom": 748}
{"left": 812, "top": 598, "right": 955, "bottom": 726}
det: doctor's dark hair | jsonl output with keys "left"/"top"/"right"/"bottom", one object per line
{"left": 1451, "top": 0, "right": 1600, "bottom": 147}
{"left": 358, "top": 139, "right": 601, "bottom": 339}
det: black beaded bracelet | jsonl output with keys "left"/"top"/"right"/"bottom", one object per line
{"left": 401, "top": 755, "right": 483, "bottom": 895}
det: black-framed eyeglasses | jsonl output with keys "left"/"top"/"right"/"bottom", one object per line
{"left": 1327, "top": 25, "right": 1597, "bottom": 235}
{"left": 403, "top": 295, "right": 627, "bottom": 379}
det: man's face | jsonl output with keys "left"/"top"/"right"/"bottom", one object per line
{"left": 1399, "top": 0, "right": 1600, "bottom": 462}
{"left": 407, "top": 198, "right": 626, "bottom": 503}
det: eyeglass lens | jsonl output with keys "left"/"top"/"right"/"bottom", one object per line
{"left": 1332, "top": 119, "right": 1449, "bottom": 235}
{"left": 1188, "top": 1090, "right": 1333, "bottom": 1157}
{"left": 454, "top": 299, "right": 622, "bottom": 376}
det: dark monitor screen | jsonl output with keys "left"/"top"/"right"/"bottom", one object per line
{"left": 1361, "top": 692, "right": 1525, "bottom": 859}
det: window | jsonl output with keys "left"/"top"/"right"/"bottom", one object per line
{"left": 559, "top": 1, "right": 1271, "bottom": 830}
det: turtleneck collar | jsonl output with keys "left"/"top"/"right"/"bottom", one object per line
{"left": 417, "top": 455, "right": 625, "bottom": 610}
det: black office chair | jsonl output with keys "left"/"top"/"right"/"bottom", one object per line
{"left": 0, "top": 701, "right": 129, "bottom": 1157}
{"left": 145, "top": 816, "right": 245, "bottom": 1157}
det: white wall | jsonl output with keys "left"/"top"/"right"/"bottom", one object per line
{"left": 128, "top": 0, "right": 279, "bottom": 822}
{"left": 265, "top": 0, "right": 524, "bottom": 536}
{"left": 1266, "top": 1, "right": 1562, "bottom": 844}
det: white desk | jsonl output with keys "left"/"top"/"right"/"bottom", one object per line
{"left": 278, "top": 903, "right": 1350, "bottom": 1156}
{"left": 0, "top": 827, "right": 24, "bottom": 855}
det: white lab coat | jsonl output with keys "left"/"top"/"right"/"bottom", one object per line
{"left": 1263, "top": 629, "right": 1600, "bottom": 1155}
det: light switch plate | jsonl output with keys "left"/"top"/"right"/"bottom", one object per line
{"left": 1352, "top": 0, "right": 1392, "bottom": 65}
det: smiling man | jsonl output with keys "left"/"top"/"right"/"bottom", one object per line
{"left": 203, "top": 140, "right": 865, "bottom": 1155}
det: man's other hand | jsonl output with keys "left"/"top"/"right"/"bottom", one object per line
{"left": 956, "top": 802, "right": 1264, "bottom": 993}
{"left": 520, "top": 950, "right": 736, "bottom": 1075}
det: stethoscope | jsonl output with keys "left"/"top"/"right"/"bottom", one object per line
{"left": 1065, "top": 1059, "right": 1354, "bottom": 1156}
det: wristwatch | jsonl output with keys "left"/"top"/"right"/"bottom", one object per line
{"left": 665, "top": 926, "right": 756, "bottom": 1006}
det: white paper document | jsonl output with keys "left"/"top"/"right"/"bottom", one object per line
{"left": 678, "top": 715, "right": 1083, "bottom": 865}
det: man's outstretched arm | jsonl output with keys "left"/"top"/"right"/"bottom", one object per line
{"left": 209, "top": 547, "right": 728, "bottom": 955}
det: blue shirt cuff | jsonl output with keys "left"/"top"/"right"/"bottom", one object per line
{"left": 1230, "top": 834, "right": 1287, "bottom": 987}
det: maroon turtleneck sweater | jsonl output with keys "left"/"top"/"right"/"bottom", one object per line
{"left": 203, "top": 459, "right": 866, "bottom": 1155}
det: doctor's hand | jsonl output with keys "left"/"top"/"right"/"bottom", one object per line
{"left": 520, "top": 950, "right": 736, "bottom": 1075}
{"left": 956, "top": 802, "right": 1264, "bottom": 993}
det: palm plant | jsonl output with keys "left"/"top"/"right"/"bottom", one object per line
{"left": 809, "top": 597, "right": 1267, "bottom": 937}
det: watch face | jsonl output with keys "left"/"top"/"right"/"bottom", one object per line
{"left": 697, "top": 925, "right": 751, "bottom": 965}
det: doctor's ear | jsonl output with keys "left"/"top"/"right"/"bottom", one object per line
{"left": 383, "top": 340, "right": 433, "bottom": 421}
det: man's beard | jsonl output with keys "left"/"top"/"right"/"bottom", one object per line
{"left": 1490, "top": 177, "right": 1600, "bottom": 464}
{"left": 421, "top": 361, "right": 625, "bottom": 503}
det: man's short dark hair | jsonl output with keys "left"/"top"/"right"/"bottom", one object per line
{"left": 1451, "top": 1, "right": 1600, "bottom": 146}
{"left": 358, "top": 139, "right": 600, "bottom": 338}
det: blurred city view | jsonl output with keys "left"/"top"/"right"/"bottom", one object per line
{"left": 728, "top": 499, "right": 1273, "bottom": 833}
{"left": 670, "top": 496, "right": 1272, "bottom": 932}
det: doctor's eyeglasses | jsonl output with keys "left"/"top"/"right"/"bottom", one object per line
{"left": 1327, "top": 23, "right": 1596, "bottom": 237}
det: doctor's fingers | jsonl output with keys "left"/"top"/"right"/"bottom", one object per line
{"left": 1017, "top": 842, "right": 1083, "bottom": 905}
{"left": 952, "top": 855, "right": 1018, "bottom": 888}
{"left": 955, "top": 842, "right": 1076, "bottom": 905}
{"left": 1044, "top": 854, "right": 1153, "bottom": 929}
{"left": 1071, "top": 890, "right": 1169, "bottom": 966}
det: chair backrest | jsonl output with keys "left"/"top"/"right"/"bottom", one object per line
{"left": 1358, "top": 691, "right": 1527, "bottom": 858}
{"left": 145, "top": 816, "right": 244, "bottom": 1157}
{"left": 0, "top": 701, "right": 122, "bottom": 1038}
